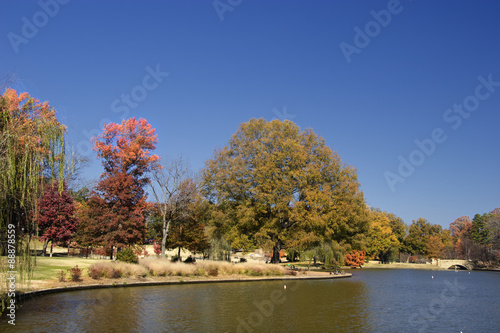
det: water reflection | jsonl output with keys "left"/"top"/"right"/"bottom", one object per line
{"left": 2, "top": 270, "right": 499, "bottom": 332}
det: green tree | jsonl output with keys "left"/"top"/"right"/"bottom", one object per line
{"left": 202, "top": 118, "right": 368, "bottom": 263}
{"left": 386, "top": 212, "right": 407, "bottom": 247}
{"left": 404, "top": 218, "right": 442, "bottom": 256}
{"left": 472, "top": 213, "right": 490, "bottom": 245}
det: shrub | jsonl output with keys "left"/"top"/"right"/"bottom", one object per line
{"left": 88, "top": 267, "right": 102, "bottom": 279}
{"left": 247, "top": 266, "right": 263, "bottom": 276}
{"left": 133, "top": 245, "right": 145, "bottom": 256}
{"left": 170, "top": 254, "right": 179, "bottom": 262}
{"left": 68, "top": 265, "right": 83, "bottom": 282}
{"left": 153, "top": 243, "right": 162, "bottom": 256}
{"left": 207, "top": 265, "right": 218, "bottom": 277}
{"left": 111, "top": 268, "right": 122, "bottom": 279}
{"left": 57, "top": 270, "right": 66, "bottom": 282}
{"left": 194, "top": 267, "right": 206, "bottom": 276}
{"left": 116, "top": 247, "right": 138, "bottom": 264}
{"left": 184, "top": 256, "right": 196, "bottom": 263}
{"left": 88, "top": 261, "right": 148, "bottom": 279}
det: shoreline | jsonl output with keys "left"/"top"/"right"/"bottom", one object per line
{"left": 358, "top": 262, "right": 500, "bottom": 271}
{"left": 17, "top": 272, "right": 352, "bottom": 301}
{"left": 358, "top": 262, "right": 446, "bottom": 270}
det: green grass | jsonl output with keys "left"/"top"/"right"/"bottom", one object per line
{"left": 31, "top": 257, "right": 102, "bottom": 281}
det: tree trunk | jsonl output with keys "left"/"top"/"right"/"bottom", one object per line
{"left": 161, "top": 217, "right": 170, "bottom": 259}
{"left": 42, "top": 239, "right": 49, "bottom": 256}
{"left": 162, "top": 231, "right": 168, "bottom": 259}
{"left": 110, "top": 245, "right": 114, "bottom": 260}
{"left": 271, "top": 240, "right": 283, "bottom": 264}
{"left": 178, "top": 247, "right": 181, "bottom": 262}
{"left": 49, "top": 241, "right": 53, "bottom": 257}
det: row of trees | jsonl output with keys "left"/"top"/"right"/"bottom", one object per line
{"left": 2, "top": 88, "right": 499, "bottom": 282}
{"left": 32, "top": 116, "right": 371, "bottom": 265}
{"left": 450, "top": 209, "right": 500, "bottom": 263}
{"left": 37, "top": 117, "right": 208, "bottom": 261}
{"left": 363, "top": 208, "right": 500, "bottom": 265}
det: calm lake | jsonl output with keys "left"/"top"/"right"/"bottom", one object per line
{"left": 2, "top": 269, "right": 499, "bottom": 332}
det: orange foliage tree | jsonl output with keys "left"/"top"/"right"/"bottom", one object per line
{"left": 345, "top": 250, "right": 366, "bottom": 268}
{"left": 449, "top": 216, "right": 472, "bottom": 259}
{"left": 79, "top": 118, "right": 158, "bottom": 258}
{"left": 1, "top": 89, "right": 66, "bottom": 292}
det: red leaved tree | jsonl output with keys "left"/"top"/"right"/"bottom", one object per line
{"left": 82, "top": 118, "right": 158, "bottom": 259}
{"left": 37, "top": 181, "right": 78, "bottom": 256}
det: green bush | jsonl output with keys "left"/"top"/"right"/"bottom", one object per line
{"left": 116, "top": 247, "right": 138, "bottom": 264}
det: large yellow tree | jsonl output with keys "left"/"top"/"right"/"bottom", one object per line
{"left": 202, "top": 118, "right": 368, "bottom": 263}
{"left": 367, "top": 210, "right": 400, "bottom": 263}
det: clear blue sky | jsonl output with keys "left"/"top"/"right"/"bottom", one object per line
{"left": 2, "top": 0, "right": 499, "bottom": 228}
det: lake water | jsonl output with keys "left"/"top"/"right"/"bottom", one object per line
{"left": 2, "top": 269, "right": 499, "bottom": 332}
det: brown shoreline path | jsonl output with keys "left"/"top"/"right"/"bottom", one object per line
{"left": 18, "top": 272, "right": 352, "bottom": 301}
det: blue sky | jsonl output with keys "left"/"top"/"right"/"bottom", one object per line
{"left": 1, "top": 0, "right": 499, "bottom": 228}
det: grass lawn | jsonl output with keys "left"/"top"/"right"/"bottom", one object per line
{"left": 32, "top": 257, "right": 103, "bottom": 281}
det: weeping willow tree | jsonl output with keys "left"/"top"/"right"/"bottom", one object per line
{"left": 0, "top": 89, "right": 65, "bottom": 311}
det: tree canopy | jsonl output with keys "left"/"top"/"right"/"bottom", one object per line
{"left": 37, "top": 181, "right": 78, "bottom": 256}
{"left": 0, "top": 88, "right": 66, "bottom": 286}
{"left": 202, "top": 118, "right": 369, "bottom": 263}
{"left": 367, "top": 210, "right": 400, "bottom": 263}
{"left": 78, "top": 118, "right": 158, "bottom": 257}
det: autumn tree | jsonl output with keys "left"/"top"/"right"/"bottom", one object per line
{"left": 404, "top": 218, "right": 442, "bottom": 256}
{"left": 37, "top": 181, "right": 78, "bottom": 256}
{"left": 386, "top": 213, "right": 406, "bottom": 246}
{"left": 449, "top": 216, "right": 473, "bottom": 259}
{"left": 73, "top": 200, "right": 94, "bottom": 256}
{"left": 163, "top": 179, "right": 209, "bottom": 260}
{"left": 0, "top": 89, "right": 66, "bottom": 299}
{"left": 367, "top": 210, "right": 400, "bottom": 263}
{"left": 426, "top": 230, "right": 453, "bottom": 259}
{"left": 149, "top": 176, "right": 209, "bottom": 260}
{"left": 485, "top": 208, "right": 500, "bottom": 252}
{"left": 345, "top": 250, "right": 366, "bottom": 268}
{"left": 80, "top": 118, "right": 158, "bottom": 259}
{"left": 148, "top": 157, "right": 190, "bottom": 258}
{"left": 404, "top": 218, "right": 453, "bottom": 259}
{"left": 202, "top": 118, "right": 369, "bottom": 263}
